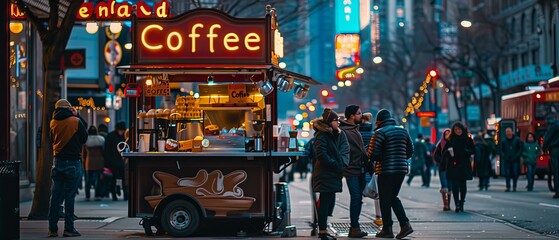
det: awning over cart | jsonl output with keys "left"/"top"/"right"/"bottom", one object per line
{"left": 118, "top": 64, "right": 321, "bottom": 85}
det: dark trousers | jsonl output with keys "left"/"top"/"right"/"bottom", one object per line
{"left": 378, "top": 174, "right": 409, "bottom": 228}
{"left": 525, "top": 164, "right": 535, "bottom": 190}
{"left": 48, "top": 159, "right": 82, "bottom": 232}
{"left": 504, "top": 161, "right": 519, "bottom": 190}
{"left": 318, "top": 192, "right": 336, "bottom": 231}
{"left": 451, "top": 179, "right": 467, "bottom": 206}
{"left": 109, "top": 167, "right": 124, "bottom": 200}
{"left": 422, "top": 163, "right": 432, "bottom": 187}
{"left": 85, "top": 170, "right": 102, "bottom": 199}
{"left": 346, "top": 175, "right": 366, "bottom": 228}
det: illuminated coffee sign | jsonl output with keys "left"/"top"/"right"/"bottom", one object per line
{"left": 135, "top": 9, "right": 268, "bottom": 64}
{"left": 76, "top": 0, "right": 170, "bottom": 20}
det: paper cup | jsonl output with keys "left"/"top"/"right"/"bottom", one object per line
{"left": 139, "top": 134, "right": 150, "bottom": 152}
{"left": 158, "top": 140, "right": 166, "bottom": 152}
{"left": 448, "top": 147, "right": 454, "bottom": 157}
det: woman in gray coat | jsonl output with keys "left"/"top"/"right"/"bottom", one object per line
{"left": 312, "top": 108, "right": 349, "bottom": 240}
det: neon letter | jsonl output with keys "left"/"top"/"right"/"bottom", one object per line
{"left": 78, "top": 5, "right": 90, "bottom": 19}
{"left": 189, "top": 24, "right": 203, "bottom": 53}
{"left": 141, "top": 25, "right": 163, "bottom": 50}
{"left": 116, "top": 4, "right": 131, "bottom": 18}
{"left": 207, "top": 24, "right": 221, "bottom": 53}
{"left": 167, "top": 32, "right": 183, "bottom": 51}
{"left": 244, "top": 33, "right": 261, "bottom": 51}
{"left": 223, "top": 33, "right": 239, "bottom": 51}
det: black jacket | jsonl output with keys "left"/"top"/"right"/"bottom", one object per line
{"left": 339, "top": 119, "right": 368, "bottom": 176}
{"left": 104, "top": 130, "right": 125, "bottom": 170}
{"left": 367, "top": 119, "right": 413, "bottom": 175}
{"left": 474, "top": 142, "right": 492, "bottom": 178}
{"left": 359, "top": 122, "right": 373, "bottom": 148}
{"left": 311, "top": 118, "right": 349, "bottom": 193}
{"left": 500, "top": 136, "right": 523, "bottom": 163}
{"left": 445, "top": 135, "right": 475, "bottom": 181}
{"left": 544, "top": 122, "right": 559, "bottom": 152}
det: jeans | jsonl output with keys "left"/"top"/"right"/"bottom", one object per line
{"left": 504, "top": 161, "right": 520, "bottom": 190}
{"left": 48, "top": 158, "right": 82, "bottom": 232}
{"left": 378, "top": 174, "right": 409, "bottom": 228}
{"left": 525, "top": 164, "right": 535, "bottom": 190}
{"left": 318, "top": 192, "right": 336, "bottom": 231}
{"left": 478, "top": 177, "right": 490, "bottom": 189}
{"left": 422, "top": 163, "right": 432, "bottom": 187}
{"left": 85, "top": 170, "right": 102, "bottom": 199}
{"left": 551, "top": 149, "right": 559, "bottom": 195}
{"left": 345, "top": 175, "right": 366, "bottom": 228}
{"left": 439, "top": 170, "right": 453, "bottom": 192}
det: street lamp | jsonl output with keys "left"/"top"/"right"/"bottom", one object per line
{"left": 109, "top": 22, "right": 122, "bottom": 34}
{"left": 85, "top": 22, "right": 99, "bottom": 34}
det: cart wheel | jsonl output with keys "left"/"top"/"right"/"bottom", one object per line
{"left": 160, "top": 199, "right": 200, "bottom": 237}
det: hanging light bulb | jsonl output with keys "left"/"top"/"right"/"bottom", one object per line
{"left": 109, "top": 22, "right": 122, "bottom": 34}
{"left": 10, "top": 22, "right": 24, "bottom": 34}
{"left": 85, "top": 22, "right": 99, "bottom": 34}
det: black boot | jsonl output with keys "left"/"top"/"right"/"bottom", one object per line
{"left": 459, "top": 200, "right": 465, "bottom": 212}
{"left": 396, "top": 222, "right": 414, "bottom": 239}
{"left": 318, "top": 232, "right": 336, "bottom": 240}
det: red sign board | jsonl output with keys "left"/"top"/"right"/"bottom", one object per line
{"left": 417, "top": 111, "right": 437, "bottom": 118}
{"left": 63, "top": 49, "right": 86, "bottom": 69}
{"left": 134, "top": 9, "right": 268, "bottom": 64}
{"left": 335, "top": 34, "right": 360, "bottom": 80}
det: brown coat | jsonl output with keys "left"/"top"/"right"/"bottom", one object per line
{"left": 82, "top": 135, "right": 105, "bottom": 171}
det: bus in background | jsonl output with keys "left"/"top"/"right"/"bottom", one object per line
{"left": 501, "top": 87, "right": 559, "bottom": 179}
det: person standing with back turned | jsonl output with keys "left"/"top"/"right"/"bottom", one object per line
{"left": 339, "top": 104, "right": 368, "bottom": 238}
{"left": 48, "top": 99, "right": 88, "bottom": 237}
{"left": 312, "top": 108, "right": 350, "bottom": 240}
{"left": 367, "top": 109, "right": 414, "bottom": 239}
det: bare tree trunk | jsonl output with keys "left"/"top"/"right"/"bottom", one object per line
{"left": 28, "top": 69, "right": 60, "bottom": 219}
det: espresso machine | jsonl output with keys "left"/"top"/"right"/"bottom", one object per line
{"left": 245, "top": 120, "right": 265, "bottom": 152}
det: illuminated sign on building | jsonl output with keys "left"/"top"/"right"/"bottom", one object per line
{"left": 10, "top": 3, "right": 25, "bottom": 19}
{"left": 335, "top": 0, "right": 360, "bottom": 34}
{"left": 134, "top": 9, "right": 268, "bottom": 64}
{"left": 335, "top": 34, "right": 360, "bottom": 80}
{"left": 76, "top": 0, "right": 170, "bottom": 20}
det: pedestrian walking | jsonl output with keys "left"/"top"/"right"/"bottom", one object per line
{"left": 48, "top": 99, "right": 88, "bottom": 237}
{"left": 359, "top": 112, "right": 374, "bottom": 148}
{"left": 444, "top": 122, "right": 475, "bottom": 213}
{"left": 500, "top": 127, "right": 523, "bottom": 192}
{"left": 407, "top": 134, "right": 426, "bottom": 186}
{"left": 339, "top": 105, "right": 368, "bottom": 238}
{"left": 367, "top": 109, "right": 414, "bottom": 239}
{"left": 423, "top": 137, "right": 435, "bottom": 187}
{"left": 522, "top": 132, "right": 542, "bottom": 191}
{"left": 104, "top": 121, "right": 126, "bottom": 201}
{"left": 81, "top": 126, "right": 105, "bottom": 201}
{"left": 543, "top": 113, "right": 559, "bottom": 198}
{"left": 474, "top": 135, "right": 492, "bottom": 191}
{"left": 312, "top": 108, "right": 350, "bottom": 240}
{"left": 433, "top": 128, "right": 452, "bottom": 211}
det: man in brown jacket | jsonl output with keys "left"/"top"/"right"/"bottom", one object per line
{"left": 48, "top": 99, "right": 88, "bottom": 237}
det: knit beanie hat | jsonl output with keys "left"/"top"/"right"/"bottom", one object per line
{"left": 322, "top": 108, "right": 339, "bottom": 124}
{"left": 344, "top": 104, "right": 360, "bottom": 119}
{"left": 375, "top": 109, "right": 392, "bottom": 122}
{"left": 55, "top": 99, "right": 71, "bottom": 109}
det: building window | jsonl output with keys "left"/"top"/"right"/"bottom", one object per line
{"left": 510, "top": 18, "right": 516, "bottom": 40}
{"left": 532, "top": 9, "right": 537, "bottom": 33}
{"left": 512, "top": 55, "right": 518, "bottom": 70}
{"left": 521, "top": 52, "right": 528, "bottom": 67}
{"left": 521, "top": 13, "right": 525, "bottom": 41}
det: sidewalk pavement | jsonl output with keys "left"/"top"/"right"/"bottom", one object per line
{"left": 19, "top": 174, "right": 557, "bottom": 239}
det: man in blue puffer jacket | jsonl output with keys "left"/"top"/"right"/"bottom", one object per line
{"left": 367, "top": 109, "right": 414, "bottom": 239}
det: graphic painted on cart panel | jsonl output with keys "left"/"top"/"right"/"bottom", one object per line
{"left": 145, "top": 169, "right": 256, "bottom": 216}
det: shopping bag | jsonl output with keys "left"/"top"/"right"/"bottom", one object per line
{"left": 363, "top": 173, "right": 379, "bottom": 199}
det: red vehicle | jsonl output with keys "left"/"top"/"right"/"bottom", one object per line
{"left": 501, "top": 87, "right": 559, "bottom": 179}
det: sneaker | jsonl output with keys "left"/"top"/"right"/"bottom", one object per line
{"left": 396, "top": 223, "right": 413, "bottom": 239}
{"left": 63, "top": 229, "right": 81, "bottom": 237}
{"left": 48, "top": 231, "right": 58, "bottom": 237}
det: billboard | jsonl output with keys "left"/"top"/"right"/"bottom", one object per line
{"left": 335, "top": 34, "right": 360, "bottom": 80}
{"left": 335, "top": 0, "right": 360, "bottom": 34}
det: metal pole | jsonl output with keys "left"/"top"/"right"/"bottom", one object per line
{"left": 479, "top": 79, "right": 484, "bottom": 130}
{"left": 61, "top": 71, "right": 67, "bottom": 99}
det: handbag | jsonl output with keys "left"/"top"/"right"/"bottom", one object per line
{"left": 363, "top": 173, "right": 379, "bottom": 199}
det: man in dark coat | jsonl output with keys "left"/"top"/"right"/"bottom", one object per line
{"left": 312, "top": 108, "right": 349, "bottom": 240}
{"left": 406, "top": 134, "right": 426, "bottom": 186}
{"left": 543, "top": 113, "right": 559, "bottom": 198}
{"left": 500, "top": 127, "right": 523, "bottom": 192}
{"left": 104, "top": 121, "right": 126, "bottom": 201}
{"left": 367, "top": 109, "right": 414, "bottom": 239}
{"left": 48, "top": 99, "right": 88, "bottom": 237}
{"left": 339, "top": 105, "right": 368, "bottom": 238}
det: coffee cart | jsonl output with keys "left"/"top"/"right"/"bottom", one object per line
{"left": 120, "top": 7, "right": 319, "bottom": 237}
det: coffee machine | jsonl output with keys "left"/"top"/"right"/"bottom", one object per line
{"left": 245, "top": 120, "right": 265, "bottom": 152}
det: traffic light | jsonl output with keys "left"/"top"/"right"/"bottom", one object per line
{"left": 428, "top": 68, "right": 438, "bottom": 88}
